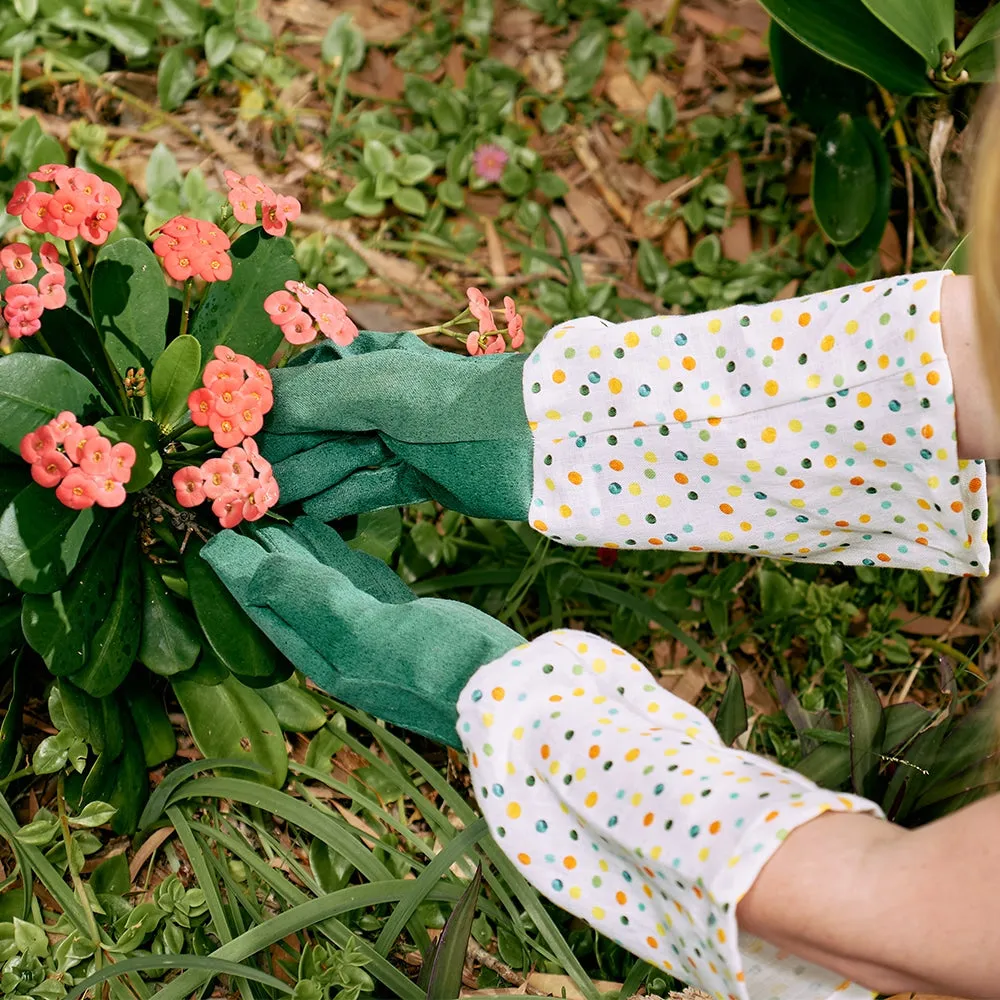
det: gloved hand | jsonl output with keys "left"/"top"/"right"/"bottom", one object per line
{"left": 258, "top": 332, "right": 533, "bottom": 521}
{"left": 199, "top": 514, "right": 522, "bottom": 747}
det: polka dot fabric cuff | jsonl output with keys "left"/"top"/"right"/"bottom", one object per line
{"left": 456, "top": 630, "right": 882, "bottom": 1000}
{"left": 523, "top": 272, "right": 989, "bottom": 576}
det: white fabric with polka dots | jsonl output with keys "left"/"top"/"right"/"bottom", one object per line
{"left": 456, "top": 630, "right": 883, "bottom": 1000}
{"left": 522, "top": 271, "right": 989, "bottom": 576}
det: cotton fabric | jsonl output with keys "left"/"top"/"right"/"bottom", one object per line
{"left": 523, "top": 271, "right": 989, "bottom": 575}
{"left": 457, "top": 630, "right": 883, "bottom": 1000}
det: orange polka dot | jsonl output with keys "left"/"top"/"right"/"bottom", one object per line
{"left": 916, "top": 536, "right": 929, "bottom": 546}
{"left": 859, "top": 514, "right": 871, "bottom": 524}
{"left": 719, "top": 503, "right": 733, "bottom": 515}
{"left": 533, "top": 520, "right": 548, "bottom": 531}
{"left": 798, "top": 313, "right": 811, "bottom": 327}
{"left": 585, "top": 791, "right": 599, "bottom": 808}
{"left": 649, "top": 537, "right": 663, "bottom": 545}
{"left": 709, "top": 821, "right": 721, "bottom": 834}
{"left": 927, "top": 371, "right": 940, "bottom": 385}
{"left": 646, "top": 937, "right": 659, "bottom": 950}
{"left": 674, "top": 472, "right": 689, "bottom": 485}
{"left": 589, "top": 745, "right": 600, "bottom": 758}
{"left": 835, "top": 520, "right": 849, "bottom": 528}
{"left": 492, "top": 687, "right": 505, "bottom": 701}
{"left": 789, "top": 479, "right": 804, "bottom": 489}
{"left": 921, "top": 425, "right": 934, "bottom": 439}
{"left": 850, "top": 476, "right": 864, "bottom": 486}
{"left": 971, "top": 477, "right": 983, "bottom": 492}
{"left": 882, "top": 433, "right": 896, "bottom": 446}
{"left": 765, "top": 810, "right": 779, "bottom": 822}
{"left": 673, "top": 408, "right": 688, "bottom": 422}
{"left": 917, "top": 498, "right": 931, "bottom": 510}
{"left": 609, "top": 377, "right": 622, "bottom": 394}
{"left": 616, "top": 891, "right": 629, "bottom": 905}
{"left": 564, "top": 856, "right": 577, "bottom": 870}
{"left": 877, "top": 553, "right": 891, "bottom": 562}
{"left": 642, "top": 813, "right": 654, "bottom": 827}
{"left": 517, "top": 853, "right": 531, "bottom": 864}
{"left": 552, "top": 370, "right": 566, "bottom": 384}
{"left": 568, "top": 471, "right": 583, "bottom": 485}
{"left": 625, "top": 748, "right": 640, "bottom": 761}
{"left": 878, "top": 355, "right": 890, "bottom": 369}
{"left": 609, "top": 459, "right": 624, "bottom": 471}
{"left": 771, "top": 336, "right": 784, "bottom": 350}
{"left": 951, "top": 500, "right": 964, "bottom": 513}
{"left": 682, "top": 356, "right": 696, "bottom": 370}
{"left": 540, "top": 744, "right": 550, "bottom": 759}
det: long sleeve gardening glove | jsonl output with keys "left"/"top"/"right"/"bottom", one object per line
{"left": 199, "top": 513, "right": 522, "bottom": 748}
{"left": 262, "top": 273, "right": 989, "bottom": 576}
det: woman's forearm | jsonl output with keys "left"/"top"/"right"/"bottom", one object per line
{"left": 738, "top": 796, "right": 1000, "bottom": 998}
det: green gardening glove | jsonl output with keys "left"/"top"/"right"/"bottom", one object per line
{"left": 200, "top": 515, "right": 522, "bottom": 748}
{"left": 259, "top": 332, "right": 533, "bottom": 521}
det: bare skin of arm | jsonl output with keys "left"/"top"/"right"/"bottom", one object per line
{"left": 733, "top": 274, "right": 1000, "bottom": 997}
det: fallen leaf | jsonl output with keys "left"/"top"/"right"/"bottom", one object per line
{"left": 565, "top": 188, "right": 613, "bottom": 241}
{"left": 444, "top": 46, "right": 467, "bottom": 89}
{"left": 522, "top": 50, "right": 565, "bottom": 93}
{"left": 775, "top": 279, "right": 800, "bottom": 300}
{"left": 890, "top": 606, "right": 985, "bottom": 638}
{"left": 720, "top": 154, "right": 752, "bottom": 263}
{"left": 525, "top": 974, "right": 622, "bottom": 999}
{"left": 482, "top": 217, "right": 508, "bottom": 282}
{"left": 682, "top": 34, "right": 707, "bottom": 91}
{"left": 606, "top": 72, "right": 649, "bottom": 114}
{"left": 879, "top": 220, "right": 904, "bottom": 273}
{"left": 639, "top": 73, "right": 679, "bottom": 102}
{"left": 663, "top": 217, "right": 691, "bottom": 261}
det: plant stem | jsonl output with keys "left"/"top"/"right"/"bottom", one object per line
{"left": 330, "top": 57, "right": 351, "bottom": 129}
{"left": 33, "top": 330, "right": 57, "bottom": 358}
{"left": 57, "top": 774, "right": 104, "bottom": 969}
{"left": 164, "top": 418, "right": 196, "bottom": 443}
{"left": 178, "top": 278, "right": 194, "bottom": 337}
{"left": 67, "top": 240, "right": 92, "bottom": 312}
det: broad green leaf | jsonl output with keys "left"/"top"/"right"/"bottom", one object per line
{"left": 308, "top": 838, "right": 353, "bottom": 894}
{"left": 184, "top": 544, "right": 286, "bottom": 683}
{"left": 795, "top": 741, "right": 852, "bottom": 788}
{"left": 564, "top": 21, "right": 608, "bottom": 100}
{"left": 957, "top": 2, "right": 1000, "bottom": 56}
{"left": 126, "top": 686, "right": 178, "bottom": 768}
{"left": 757, "top": 0, "right": 939, "bottom": 96}
{"left": 94, "top": 416, "right": 162, "bottom": 493}
{"left": 812, "top": 115, "right": 878, "bottom": 246}
{"left": 393, "top": 153, "right": 435, "bottom": 186}
{"left": 151, "top": 334, "right": 202, "bottom": 433}
{"left": 424, "top": 865, "right": 483, "bottom": 1000}
{"left": 540, "top": 101, "right": 568, "bottom": 134}
{"left": 138, "top": 557, "right": 201, "bottom": 676}
{"left": 173, "top": 674, "right": 289, "bottom": 787}
{"left": 157, "top": 46, "right": 198, "bottom": 111}
{"left": 0, "top": 484, "right": 99, "bottom": 594}
{"left": 21, "top": 523, "right": 125, "bottom": 676}
{"left": 437, "top": 179, "right": 465, "bottom": 209}
{"left": 959, "top": 40, "right": 998, "bottom": 82}
{"left": 90, "top": 852, "right": 131, "bottom": 896}
{"left": 13, "top": 0, "right": 38, "bottom": 22}
{"left": 838, "top": 117, "right": 892, "bottom": 267}
{"left": 846, "top": 665, "right": 885, "bottom": 798}
{"left": 344, "top": 178, "right": 386, "bottom": 217}
{"left": 374, "top": 172, "right": 399, "bottom": 200}
{"left": 13, "top": 917, "right": 48, "bottom": 958}
{"left": 769, "top": 22, "right": 870, "bottom": 130}
{"left": 190, "top": 228, "right": 299, "bottom": 361}
{"left": 80, "top": 718, "right": 148, "bottom": 834}
{"left": 254, "top": 676, "right": 327, "bottom": 732}
{"left": 146, "top": 142, "right": 183, "bottom": 197}
{"left": 860, "top": 0, "right": 954, "bottom": 67}
{"left": 321, "top": 13, "right": 366, "bottom": 71}
{"left": 92, "top": 238, "right": 169, "bottom": 374}
{"left": 882, "top": 702, "right": 932, "bottom": 750}
{"left": 714, "top": 670, "right": 748, "bottom": 746}
{"left": 347, "top": 509, "right": 403, "bottom": 563}
{"left": 204, "top": 24, "right": 239, "bottom": 67}
{"left": 71, "top": 534, "right": 141, "bottom": 697}
{"left": 0, "top": 354, "right": 105, "bottom": 454}
{"left": 14, "top": 816, "right": 59, "bottom": 847}
{"left": 98, "top": 14, "right": 157, "bottom": 59}
{"left": 392, "top": 186, "right": 428, "bottom": 217}
{"left": 68, "top": 800, "right": 117, "bottom": 828}
{"left": 159, "top": 0, "right": 205, "bottom": 36}
{"left": 646, "top": 91, "right": 677, "bottom": 136}
{"left": 461, "top": 0, "right": 493, "bottom": 41}
{"left": 363, "top": 140, "right": 395, "bottom": 176}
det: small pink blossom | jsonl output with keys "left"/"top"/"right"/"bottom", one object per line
{"left": 173, "top": 466, "right": 207, "bottom": 508}
{"left": 63, "top": 425, "right": 98, "bottom": 465}
{"left": 280, "top": 314, "right": 315, "bottom": 345}
{"left": 109, "top": 442, "right": 136, "bottom": 483}
{"left": 32, "top": 449, "right": 72, "bottom": 488}
{"left": 20, "top": 425, "right": 56, "bottom": 464}
{"left": 263, "top": 289, "right": 302, "bottom": 322}
{"left": 78, "top": 436, "right": 112, "bottom": 477}
{"left": 223, "top": 169, "right": 243, "bottom": 189}
{"left": 212, "top": 490, "right": 244, "bottom": 528}
{"left": 207, "top": 411, "right": 246, "bottom": 449}
{"left": 242, "top": 437, "right": 272, "bottom": 474}
{"left": 201, "top": 458, "right": 240, "bottom": 499}
{"left": 47, "top": 411, "right": 80, "bottom": 445}
{"left": 0, "top": 243, "right": 37, "bottom": 282}
{"left": 472, "top": 143, "right": 509, "bottom": 184}
{"left": 56, "top": 470, "right": 98, "bottom": 510}
{"left": 228, "top": 185, "right": 259, "bottom": 225}
{"left": 188, "top": 387, "right": 216, "bottom": 427}
{"left": 203, "top": 359, "right": 244, "bottom": 390}
{"left": 38, "top": 271, "right": 67, "bottom": 310}
{"left": 39, "top": 243, "right": 63, "bottom": 274}
{"left": 93, "top": 475, "right": 127, "bottom": 508}
{"left": 7, "top": 180, "right": 35, "bottom": 216}
{"left": 234, "top": 402, "right": 264, "bottom": 438}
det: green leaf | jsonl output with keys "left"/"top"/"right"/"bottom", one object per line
{"left": 159, "top": 0, "right": 205, "bottom": 37}
{"left": 374, "top": 172, "right": 400, "bottom": 201}
{"left": 769, "top": 22, "right": 870, "bottom": 130}
{"left": 846, "top": 665, "right": 885, "bottom": 798}
{"left": 461, "top": 0, "right": 493, "bottom": 42}
{"left": 309, "top": 838, "right": 353, "bottom": 894}
{"left": 321, "top": 13, "right": 366, "bottom": 71}
{"left": 80, "top": 717, "right": 148, "bottom": 834}
{"left": 537, "top": 171, "right": 568, "bottom": 200}
{"left": 715, "top": 670, "right": 748, "bottom": 746}
{"left": 646, "top": 91, "right": 677, "bottom": 136}
{"left": 125, "top": 686, "right": 178, "bottom": 768}
{"left": 21, "top": 522, "right": 125, "bottom": 676}
{"left": 437, "top": 179, "right": 465, "bottom": 209}
{"left": 68, "top": 800, "right": 117, "bottom": 828}
{"left": 499, "top": 165, "right": 530, "bottom": 198}
{"left": 394, "top": 153, "right": 435, "bottom": 186}
{"left": 345, "top": 178, "right": 386, "bottom": 217}
{"left": 0, "top": 354, "right": 105, "bottom": 454}
{"left": 363, "top": 140, "right": 395, "bottom": 176}
{"left": 99, "top": 14, "right": 156, "bottom": 60}
{"left": 13, "top": 0, "right": 38, "bottom": 21}
{"left": 838, "top": 117, "right": 892, "bottom": 268}
{"left": 92, "top": 238, "right": 169, "bottom": 374}
{"left": 90, "top": 852, "right": 131, "bottom": 896}
{"left": 71, "top": 534, "right": 141, "bottom": 698}
{"left": 191, "top": 228, "right": 300, "bottom": 361}
{"left": 540, "top": 101, "right": 568, "bottom": 134}
{"left": 0, "top": 484, "right": 99, "bottom": 594}
{"left": 945, "top": 232, "right": 970, "bottom": 274}
{"left": 564, "top": 22, "right": 608, "bottom": 100}
{"left": 254, "top": 676, "right": 327, "bottom": 732}
{"left": 158, "top": 46, "right": 199, "bottom": 111}
{"left": 757, "top": 0, "right": 939, "bottom": 95}
{"left": 796, "top": 741, "right": 852, "bottom": 788}
{"left": 146, "top": 142, "right": 183, "bottom": 197}
{"left": 347, "top": 509, "right": 403, "bottom": 563}
{"left": 957, "top": 1, "right": 1000, "bottom": 56}
{"left": 882, "top": 702, "right": 932, "bottom": 750}
{"left": 204, "top": 24, "right": 239, "bottom": 67}
{"left": 428, "top": 91, "right": 466, "bottom": 136}
{"left": 956, "top": 38, "right": 997, "bottom": 80}
{"left": 859, "top": 0, "right": 954, "bottom": 67}
{"left": 424, "top": 865, "right": 483, "bottom": 1000}
{"left": 151, "top": 334, "right": 202, "bottom": 433}
{"left": 692, "top": 233, "right": 722, "bottom": 273}
{"left": 13, "top": 917, "right": 48, "bottom": 958}
{"left": 94, "top": 416, "right": 162, "bottom": 493}
{"left": 184, "top": 544, "right": 285, "bottom": 684}
{"left": 812, "top": 115, "right": 878, "bottom": 246}
{"left": 172, "top": 674, "right": 289, "bottom": 788}
{"left": 15, "top": 816, "right": 60, "bottom": 847}
{"left": 392, "top": 187, "right": 429, "bottom": 217}
{"left": 138, "top": 557, "right": 201, "bottom": 676}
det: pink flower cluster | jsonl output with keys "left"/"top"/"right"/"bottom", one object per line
{"left": 152, "top": 216, "right": 232, "bottom": 283}
{"left": 224, "top": 171, "right": 301, "bottom": 237}
{"left": 187, "top": 346, "right": 274, "bottom": 449}
{"left": 20, "top": 412, "right": 136, "bottom": 510}
{"left": 7, "top": 165, "right": 121, "bottom": 246}
{"left": 172, "top": 438, "right": 278, "bottom": 528}
{"left": 0, "top": 242, "right": 66, "bottom": 339}
{"left": 465, "top": 287, "right": 524, "bottom": 355}
{"left": 264, "top": 281, "right": 358, "bottom": 348}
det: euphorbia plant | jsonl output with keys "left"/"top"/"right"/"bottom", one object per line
{"left": 0, "top": 160, "right": 335, "bottom": 830}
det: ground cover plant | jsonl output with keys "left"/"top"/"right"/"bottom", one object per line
{"left": 0, "top": 1, "right": 999, "bottom": 998}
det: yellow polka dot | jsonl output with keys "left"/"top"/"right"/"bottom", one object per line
{"left": 820, "top": 334, "right": 835, "bottom": 352}
{"left": 703, "top": 453, "right": 719, "bottom": 467}
{"left": 903, "top": 372, "right": 916, "bottom": 387}
{"left": 506, "top": 803, "right": 521, "bottom": 819}
{"left": 761, "top": 427, "right": 777, "bottom": 444}
{"left": 930, "top": 309, "right": 941, "bottom": 324}
{"left": 585, "top": 791, "right": 599, "bottom": 807}
{"left": 680, "top": 793, "right": 695, "bottom": 806}
{"left": 589, "top": 345, "right": 601, "bottom": 358}
{"left": 624, "top": 331, "right": 639, "bottom": 348}
{"left": 617, "top": 514, "right": 631, "bottom": 526}
{"left": 545, "top": 477, "right": 556, "bottom": 491}
{"left": 545, "top": 409, "right": 561, "bottom": 420}
{"left": 914, "top": 278, "right": 927, "bottom": 291}
{"left": 708, "top": 393, "right": 721, "bottom": 408}
{"left": 592, "top": 658, "right": 606, "bottom": 673}
{"left": 806, "top": 374, "right": 821, "bottom": 389}
{"left": 592, "top": 906, "right": 605, "bottom": 920}
{"left": 656, "top": 495, "right": 671, "bottom": 508}
{"left": 708, "top": 318, "right": 722, "bottom": 333}
{"left": 857, "top": 392, "right": 871, "bottom": 407}
{"left": 552, "top": 369, "right": 566, "bottom": 384}
{"left": 569, "top": 887, "right": 582, "bottom": 900}
{"left": 533, "top": 520, "right": 548, "bottom": 531}
{"left": 512, "top": 726, "right": 524, "bottom": 740}
{"left": 698, "top": 847, "right": 710, "bottom": 862}
{"left": 608, "top": 377, "right": 622, "bottom": 394}
{"left": 657, "top": 356, "right": 670, "bottom": 370}
{"left": 824, "top": 455, "right": 837, "bottom": 468}
{"left": 830, "top": 486, "right": 843, "bottom": 497}
{"left": 625, "top": 748, "right": 640, "bottom": 762}
{"left": 878, "top": 354, "right": 889, "bottom": 369}
{"left": 727, "top": 485, "right": 742, "bottom": 497}
{"left": 631, "top": 792, "right": 642, "bottom": 806}
{"left": 628, "top": 483, "right": 642, "bottom": 496}
{"left": 928, "top": 475, "right": 940, "bottom": 489}
{"left": 763, "top": 379, "right": 778, "bottom": 396}
{"left": 482, "top": 713, "right": 494, "bottom": 727}
{"left": 559, "top": 504, "right": 572, "bottom": 518}
{"left": 770, "top": 308, "right": 783, "bottom": 322}
{"left": 746, "top": 460, "right": 761, "bottom": 472}
{"left": 845, "top": 319, "right": 859, "bottom": 334}
{"left": 718, "top": 531, "right": 734, "bottom": 542}
{"left": 788, "top": 419, "right": 802, "bottom": 433}
{"left": 784, "top": 533, "right": 799, "bottom": 543}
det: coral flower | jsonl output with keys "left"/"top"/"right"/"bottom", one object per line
{"left": 38, "top": 271, "right": 67, "bottom": 310}
{"left": 32, "top": 449, "right": 72, "bottom": 488}
{"left": 212, "top": 490, "right": 245, "bottom": 529}
{"left": 0, "top": 243, "right": 36, "bottom": 282}
{"left": 93, "top": 476, "right": 127, "bottom": 508}
{"left": 79, "top": 436, "right": 113, "bottom": 477}
{"left": 173, "top": 466, "right": 206, "bottom": 508}
{"left": 109, "top": 442, "right": 136, "bottom": 483}
{"left": 6, "top": 180, "right": 35, "bottom": 216}
{"left": 56, "top": 470, "right": 99, "bottom": 510}
{"left": 20, "top": 425, "right": 56, "bottom": 464}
